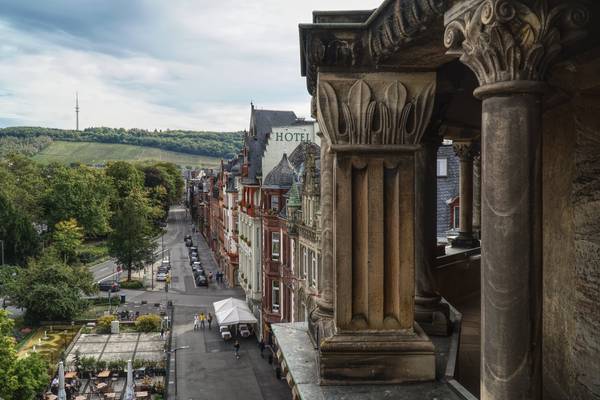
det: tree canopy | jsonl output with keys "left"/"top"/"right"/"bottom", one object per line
{"left": 108, "top": 188, "right": 157, "bottom": 281}
{"left": 0, "top": 126, "right": 243, "bottom": 159}
{"left": 8, "top": 254, "right": 97, "bottom": 322}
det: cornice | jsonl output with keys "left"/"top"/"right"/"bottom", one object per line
{"left": 299, "top": 0, "right": 449, "bottom": 95}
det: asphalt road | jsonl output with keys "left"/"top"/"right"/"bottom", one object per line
{"left": 111, "top": 206, "right": 290, "bottom": 400}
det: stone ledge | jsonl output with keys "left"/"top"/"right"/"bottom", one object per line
{"left": 273, "top": 310, "right": 474, "bottom": 400}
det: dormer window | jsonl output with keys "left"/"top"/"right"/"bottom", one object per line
{"left": 270, "top": 195, "right": 279, "bottom": 210}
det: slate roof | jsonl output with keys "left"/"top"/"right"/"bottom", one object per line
{"left": 288, "top": 141, "right": 320, "bottom": 171}
{"left": 244, "top": 107, "right": 297, "bottom": 185}
{"left": 263, "top": 153, "right": 296, "bottom": 188}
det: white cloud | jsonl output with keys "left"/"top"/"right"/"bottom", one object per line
{"left": 0, "top": 1, "right": 382, "bottom": 131}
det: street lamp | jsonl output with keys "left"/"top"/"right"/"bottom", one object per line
{"left": 0, "top": 239, "right": 4, "bottom": 265}
{"left": 165, "top": 346, "right": 190, "bottom": 354}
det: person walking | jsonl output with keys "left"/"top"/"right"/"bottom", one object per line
{"left": 160, "top": 327, "right": 165, "bottom": 339}
{"left": 234, "top": 340, "right": 240, "bottom": 359}
{"left": 199, "top": 312, "right": 206, "bottom": 329}
{"left": 193, "top": 314, "right": 199, "bottom": 331}
{"left": 259, "top": 339, "right": 265, "bottom": 358}
{"left": 207, "top": 313, "right": 213, "bottom": 330}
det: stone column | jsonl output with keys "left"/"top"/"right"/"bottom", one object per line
{"left": 445, "top": 1, "right": 589, "bottom": 398}
{"left": 315, "top": 71, "right": 437, "bottom": 384}
{"left": 415, "top": 136, "right": 451, "bottom": 336}
{"left": 451, "top": 140, "right": 479, "bottom": 248}
{"left": 473, "top": 151, "right": 481, "bottom": 238}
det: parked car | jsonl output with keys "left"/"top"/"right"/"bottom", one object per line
{"left": 195, "top": 275, "right": 208, "bottom": 287}
{"left": 189, "top": 256, "right": 198, "bottom": 264}
{"left": 157, "top": 267, "right": 169, "bottom": 275}
{"left": 185, "top": 239, "right": 193, "bottom": 247}
{"left": 156, "top": 272, "right": 168, "bottom": 282}
{"left": 239, "top": 324, "right": 252, "bottom": 338}
{"left": 161, "top": 260, "right": 171, "bottom": 270}
{"left": 184, "top": 235, "right": 192, "bottom": 241}
{"left": 188, "top": 247, "right": 198, "bottom": 255}
{"left": 189, "top": 251, "right": 198, "bottom": 258}
{"left": 193, "top": 269, "right": 206, "bottom": 278}
{"left": 220, "top": 326, "right": 232, "bottom": 340}
{"left": 98, "top": 280, "right": 120, "bottom": 292}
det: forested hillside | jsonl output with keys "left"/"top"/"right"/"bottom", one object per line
{"left": 0, "top": 135, "right": 53, "bottom": 157}
{"left": 0, "top": 126, "right": 244, "bottom": 159}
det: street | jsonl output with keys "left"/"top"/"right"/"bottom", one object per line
{"left": 122, "top": 207, "right": 291, "bottom": 400}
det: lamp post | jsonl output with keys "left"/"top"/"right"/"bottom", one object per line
{"left": 0, "top": 239, "right": 4, "bottom": 265}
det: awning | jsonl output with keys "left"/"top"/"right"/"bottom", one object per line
{"left": 216, "top": 307, "right": 258, "bottom": 326}
{"left": 213, "top": 297, "right": 247, "bottom": 314}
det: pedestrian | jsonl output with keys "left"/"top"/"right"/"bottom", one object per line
{"left": 259, "top": 339, "right": 265, "bottom": 358}
{"left": 234, "top": 340, "right": 240, "bottom": 359}
{"left": 160, "top": 327, "right": 165, "bottom": 339}
{"left": 193, "top": 314, "right": 199, "bottom": 331}
{"left": 200, "top": 312, "right": 206, "bottom": 328}
{"left": 207, "top": 313, "right": 213, "bottom": 330}
{"left": 208, "top": 271, "right": 213, "bottom": 282}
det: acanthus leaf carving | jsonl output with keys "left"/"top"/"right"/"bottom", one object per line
{"left": 444, "top": 0, "right": 590, "bottom": 86}
{"left": 317, "top": 76, "right": 436, "bottom": 146}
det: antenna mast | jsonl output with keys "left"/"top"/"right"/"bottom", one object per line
{"left": 75, "top": 92, "right": 80, "bottom": 131}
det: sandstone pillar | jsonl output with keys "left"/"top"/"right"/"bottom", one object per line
{"left": 445, "top": 1, "right": 589, "bottom": 398}
{"left": 316, "top": 71, "right": 437, "bottom": 384}
{"left": 415, "top": 136, "right": 451, "bottom": 336}
{"left": 451, "top": 140, "right": 479, "bottom": 248}
{"left": 473, "top": 152, "right": 481, "bottom": 238}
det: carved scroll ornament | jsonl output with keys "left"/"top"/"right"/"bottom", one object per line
{"left": 444, "top": 0, "right": 590, "bottom": 86}
{"left": 317, "top": 77, "right": 436, "bottom": 145}
{"left": 370, "top": 0, "right": 448, "bottom": 64}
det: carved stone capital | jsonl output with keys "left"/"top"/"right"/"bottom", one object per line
{"left": 316, "top": 72, "right": 437, "bottom": 146}
{"left": 444, "top": 0, "right": 590, "bottom": 86}
{"left": 452, "top": 140, "right": 478, "bottom": 161}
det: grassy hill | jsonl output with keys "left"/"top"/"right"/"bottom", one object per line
{"left": 32, "top": 141, "right": 220, "bottom": 167}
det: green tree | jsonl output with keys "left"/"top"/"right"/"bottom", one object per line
{"left": 52, "top": 219, "right": 84, "bottom": 263}
{"left": 106, "top": 161, "right": 144, "bottom": 199}
{"left": 42, "top": 164, "right": 113, "bottom": 237}
{"left": 9, "top": 254, "right": 96, "bottom": 322}
{"left": 0, "top": 191, "right": 40, "bottom": 265}
{"left": 108, "top": 188, "right": 156, "bottom": 281}
{"left": 0, "top": 310, "right": 49, "bottom": 400}
{"left": 0, "top": 266, "right": 19, "bottom": 309}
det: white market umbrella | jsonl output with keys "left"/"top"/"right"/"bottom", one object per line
{"left": 124, "top": 359, "right": 135, "bottom": 400}
{"left": 58, "top": 361, "right": 67, "bottom": 400}
{"left": 213, "top": 297, "right": 247, "bottom": 314}
{"left": 216, "top": 306, "right": 258, "bottom": 326}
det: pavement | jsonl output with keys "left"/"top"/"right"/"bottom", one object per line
{"left": 120, "top": 207, "right": 292, "bottom": 400}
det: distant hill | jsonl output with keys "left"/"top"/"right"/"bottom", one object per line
{"left": 0, "top": 126, "right": 244, "bottom": 159}
{"left": 32, "top": 141, "right": 221, "bottom": 167}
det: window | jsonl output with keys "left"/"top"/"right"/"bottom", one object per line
{"left": 453, "top": 206, "right": 460, "bottom": 229}
{"left": 437, "top": 158, "right": 448, "bottom": 177}
{"left": 302, "top": 247, "right": 308, "bottom": 278}
{"left": 311, "top": 252, "right": 317, "bottom": 287}
{"left": 270, "top": 195, "right": 279, "bottom": 210}
{"left": 272, "top": 280, "right": 280, "bottom": 312}
{"left": 271, "top": 232, "right": 280, "bottom": 261}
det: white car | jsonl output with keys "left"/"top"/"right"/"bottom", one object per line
{"left": 220, "top": 326, "right": 232, "bottom": 340}
{"left": 239, "top": 324, "right": 251, "bottom": 338}
{"left": 156, "top": 272, "right": 168, "bottom": 282}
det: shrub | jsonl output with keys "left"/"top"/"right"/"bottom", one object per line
{"left": 96, "top": 359, "right": 107, "bottom": 370}
{"left": 78, "top": 244, "right": 109, "bottom": 264}
{"left": 79, "top": 356, "right": 96, "bottom": 374}
{"left": 97, "top": 315, "right": 116, "bottom": 334}
{"left": 120, "top": 280, "right": 144, "bottom": 289}
{"left": 134, "top": 314, "right": 161, "bottom": 332}
{"left": 108, "top": 359, "right": 127, "bottom": 372}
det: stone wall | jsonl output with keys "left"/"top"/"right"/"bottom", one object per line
{"left": 436, "top": 144, "right": 460, "bottom": 238}
{"left": 543, "top": 84, "right": 600, "bottom": 399}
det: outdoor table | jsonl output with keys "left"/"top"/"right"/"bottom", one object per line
{"left": 96, "top": 382, "right": 108, "bottom": 392}
{"left": 135, "top": 391, "right": 149, "bottom": 399}
{"left": 74, "top": 396, "right": 87, "bottom": 400}
{"left": 97, "top": 370, "right": 111, "bottom": 379}
{"left": 104, "top": 393, "right": 116, "bottom": 399}
{"left": 45, "top": 394, "right": 58, "bottom": 400}
{"left": 65, "top": 371, "right": 78, "bottom": 379}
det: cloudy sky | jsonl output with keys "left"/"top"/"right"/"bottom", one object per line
{"left": 0, "top": 1, "right": 382, "bottom": 131}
